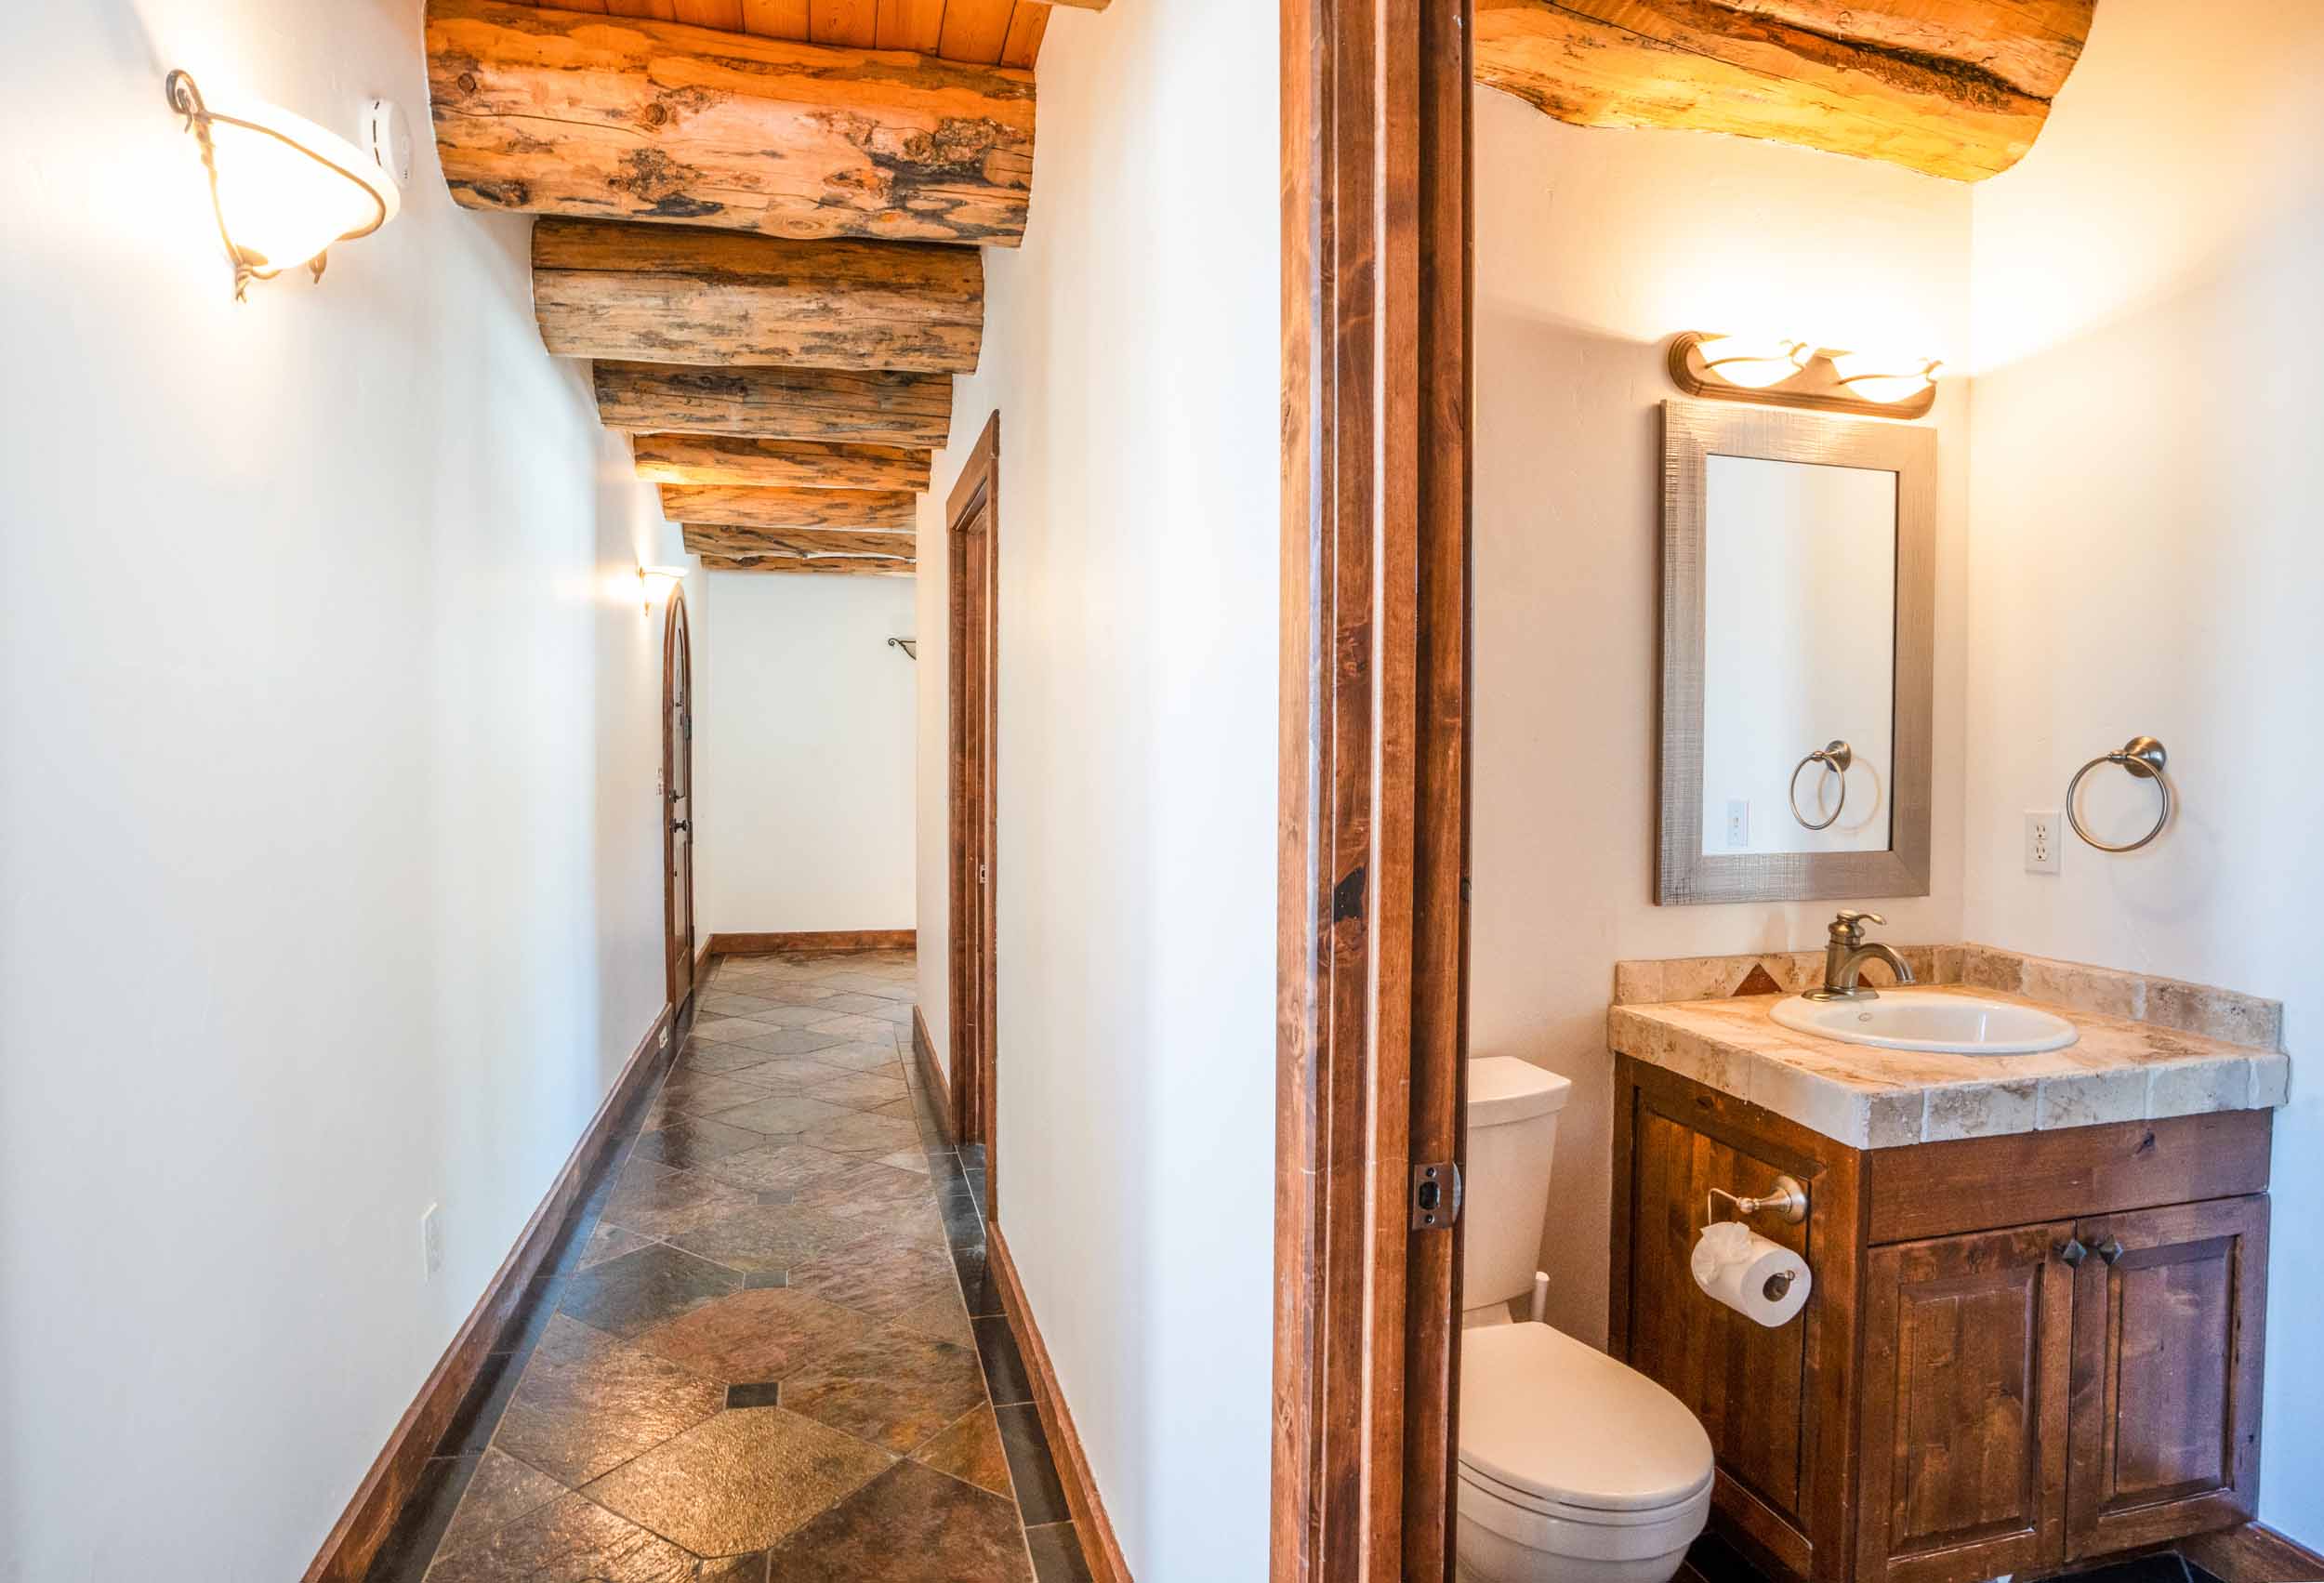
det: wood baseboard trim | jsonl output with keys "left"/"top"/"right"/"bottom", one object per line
{"left": 986, "top": 1225, "right": 1133, "bottom": 1583}
{"left": 706, "top": 929, "right": 916, "bottom": 956}
{"left": 301, "top": 1002, "right": 678, "bottom": 1583}
{"left": 2181, "top": 1524, "right": 2324, "bottom": 1583}
{"left": 911, "top": 1006, "right": 954, "bottom": 1145}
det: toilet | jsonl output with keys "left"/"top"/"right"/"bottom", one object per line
{"left": 1458, "top": 1058, "right": 1715, "bottom": 1583}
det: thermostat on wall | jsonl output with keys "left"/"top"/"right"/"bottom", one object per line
{"left": 363, "top": 98, "right": 414, "bottom": 188}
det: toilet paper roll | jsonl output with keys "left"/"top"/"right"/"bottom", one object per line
{"left": 1690, "top": 1221, "right": 1811, "bottom": 1328}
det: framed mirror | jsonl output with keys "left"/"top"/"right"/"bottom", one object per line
{"left": 1657, "top": 399, "right": 1934, "bottom": 904}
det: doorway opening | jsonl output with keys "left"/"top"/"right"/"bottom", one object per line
{"left": 947, "top": 412, "right": 1000, "bottom": 1214}
{"left": 662, "top": 587, "right": 696, "bottom": 1018}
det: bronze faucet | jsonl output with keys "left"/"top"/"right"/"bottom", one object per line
{"left": 1804, "top": 910, "right": 1915, "bottom": 1002}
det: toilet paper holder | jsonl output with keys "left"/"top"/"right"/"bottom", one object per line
{"left": 1707, "top": 1174, "right": 1808, "bottom": 1226}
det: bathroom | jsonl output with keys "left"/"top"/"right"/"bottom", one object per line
{"left": 1452, "top": 5, "right": 2321, "bottom": 1582}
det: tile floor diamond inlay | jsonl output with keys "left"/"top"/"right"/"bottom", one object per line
{"left": 365, "top": 947, "right": 1085, "bottom": 1583}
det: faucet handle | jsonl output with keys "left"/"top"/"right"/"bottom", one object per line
{"left": 1830, "top": 910, "right": 1884, "bottom": 943}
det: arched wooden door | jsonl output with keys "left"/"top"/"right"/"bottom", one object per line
{"left": 663, "top": 589, "right": 696, "bottom": 1012}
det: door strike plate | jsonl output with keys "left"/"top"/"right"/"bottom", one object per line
{"left": 1411, "top": 1161, "right": 1462, "bottom": 1231}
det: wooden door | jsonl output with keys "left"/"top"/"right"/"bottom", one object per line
{"left": 1858, "top": 1223, "right": 2077, "bottom": 1583}
{"left": 662, "top": 590, "right": 695, "bottom": 1012}
{"left": 947, "top": 414, "right": 999, "bottom": 1203}
{"left": 2066, "top": 1196, "right": 2268, "bottom": 1558}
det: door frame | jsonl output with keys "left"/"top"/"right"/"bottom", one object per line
{"left": 661, "top": 586, "right": 696, "bottom": 1017}
{"left": 947, "top": 412, "right": 1001, "bottom": 1204}
{"left": 1273, "top": 0, "right": 1473, "bottom": 1579}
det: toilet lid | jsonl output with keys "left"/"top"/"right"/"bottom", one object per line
{"left": 1459, "top": 1323, "right": 1714, "bottom": 1514}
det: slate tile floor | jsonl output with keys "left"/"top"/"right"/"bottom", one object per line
{"left": 367, "top": 948, "right": 1093, "bottom": 1583}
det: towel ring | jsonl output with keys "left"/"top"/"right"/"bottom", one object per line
{"left": 1788, "top": 741, "right": 1853, "bottom": 831}
{"left": 2067, "top": 735, "right": 2172, "bottom": 852}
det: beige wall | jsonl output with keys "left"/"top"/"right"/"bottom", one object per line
{"left": 1472, "top": 87, "right": 1973, "bottom": 1342}
{"left": 911, "top": 0, "right": 1281, "bottom": 1574}
{"left": 1963, "top": 2, "right": 2324, "bottom": 1538}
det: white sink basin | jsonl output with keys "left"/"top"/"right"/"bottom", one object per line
{"left": 1769, "top": 990, "right": 2080, "bottom": 1055}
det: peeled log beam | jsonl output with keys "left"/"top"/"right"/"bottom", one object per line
{"left": 661, "top": 484, "right": 918, "bottom": 532}
{"left": 681, "top": 524, "right": 917, "bottom": 559}
{"left": 633, "top": 434, "right": 932, "bottom": 492}
{"left": 533, "top": 219, "right": 984, "bottom": 372}
{"left": 700, "top": 554, "right": 916, "bottom": 577}
{"left": 1474, "top": 0, "right": 2093, "bottom": 182}
{"left": 595, "top": 361, "right": 954, "bottom": 447}
{"left": 425, "top": 0, "right": 1037, "bottom": 244}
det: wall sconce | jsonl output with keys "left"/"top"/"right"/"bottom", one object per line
{"left": 639, "top": 566, "right": 687, "bottom": 612}
{"left": 165, "top": 70, "right": 402, "bottom": 300}
{"left": 1669, "top": 331, "right": 1940, "bottom": 419}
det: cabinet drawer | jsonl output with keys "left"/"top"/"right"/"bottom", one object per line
{"left": 1866, "top": 1111, "right": 2271, "bottom": 1244}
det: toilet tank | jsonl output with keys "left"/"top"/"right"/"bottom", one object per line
{"left": 1463, "top": 1058, "right": 1575, "bottom": 1312}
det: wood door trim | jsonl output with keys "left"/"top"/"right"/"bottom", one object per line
{"left": 661, "top": 588, "right": 695, "bottom": 1013}
{"left": 1273, "top": 0, "right": 1472, "bottom": 1578}
{"left": 946, "top": 411, "right": 999, "bottom": 1207}
{"left": 300, "top": 1003, "right": 677, "bottom": 1583}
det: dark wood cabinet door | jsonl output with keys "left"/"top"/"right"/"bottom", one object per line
{"left": 1858, "top": 1223, "right": 2077, "bottom": 1583}
{"left": 2067, "top": 1196, "right": 2268, "bottom": 1559}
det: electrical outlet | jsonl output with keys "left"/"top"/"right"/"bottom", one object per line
{"left": 1725, "top": 799, "right": 1750, "bottom": 850}
{"left": 2025, "top": 811, "right": 2061, "bottom": 875}
{"left": 421, "top": 1203, "right": 444, "bottom": 1282}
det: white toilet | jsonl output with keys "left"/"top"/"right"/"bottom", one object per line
{"left": 1457, "top": 1058, "right": 1715, "bottom": 1583}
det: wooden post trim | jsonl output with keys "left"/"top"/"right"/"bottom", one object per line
{"left": 1274, "top": 0, "right": 1472, "bottom": 1579}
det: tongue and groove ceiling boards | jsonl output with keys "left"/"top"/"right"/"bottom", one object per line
{"left": 1473, "top": 0, "right": 2097, "bottom": 181}
{"left": 422, "top": 0, "right": 1107, "bottom": 576}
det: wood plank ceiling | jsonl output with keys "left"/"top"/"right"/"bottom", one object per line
{"left": 425, "top": 0, "right": 1106, "bottom": 576}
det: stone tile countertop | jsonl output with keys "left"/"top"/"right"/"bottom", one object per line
{"left": 1609, "top": 987, "right": 2292, "bottom": 1151}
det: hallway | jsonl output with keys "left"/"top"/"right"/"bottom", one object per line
{"left": 365, "top": 949, "right": 1089, "bottom": 1583}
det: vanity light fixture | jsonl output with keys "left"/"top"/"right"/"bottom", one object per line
{"left": 1692, "top": 336, "right": 1812, "bottom": 389}
{"left": 639, "top": 566, "right": 687, "bottom": 612}
{"left": 165, "top": 70, "right": 402, "bottom": 300}
{"left": 1829, "top": 350, "right": 1945, "bottom": 406}
{"left": 1668, "top": 331, "right": 1940, "bottom": 420}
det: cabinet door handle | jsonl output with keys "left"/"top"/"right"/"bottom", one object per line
{"left": 2056, "top": 1237, "right": 2089, "bottom": 1267}
{"left": 2094, "top": 1235, "right": 2125, "bottom": 1265}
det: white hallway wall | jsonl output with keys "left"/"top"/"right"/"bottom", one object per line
{"left": 0, "top": 0, "right": 685, "bottom": 1574}
{"left": 1963, "top": 2, "right": 2324, "bottom": 1543}
{"left": 1472, "top": 87, "right": 1973, "bottom": 1342}
{"left": 911, "top": 0, "right": 1280, "bottom": 1576}
{"left": 695, "top": 573, "right": 917, "bottom": 937}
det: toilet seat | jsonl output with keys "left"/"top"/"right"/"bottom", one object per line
{"left": 1457, "top": 1322, "right": 1714, "bottom": 1563}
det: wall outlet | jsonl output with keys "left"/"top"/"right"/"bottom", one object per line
{"left": 421, "top": 1203, "right": 444, "bottom": 1282}
{"left": 1724, "top": 799, "right": 1750, "bottom": 850}
{"left": 2025, "top": 811, "right": 2062, "bottom": 875}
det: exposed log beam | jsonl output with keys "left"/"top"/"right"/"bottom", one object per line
{"left": 424, "top": 0, "right": 1037, "bottom": 244}
{"left": 1473, "top": 0, "right": 2093, "bottom": 182}
{"left": 700, "top": 554, "right": 917, "bottom": 577}
{"left": 680, "top": 524, "right": 917, "bottom": 559}
{"left": 595, "top": 361, "right": 954, "bottom": 448}
{"left": 1031, "top": 0, "right": 1110, "bottom": 7}
{"left": 632, "top": 434, "right": 932, "bottom": 492}
{"left": 533, "top": 219, "right": 985, "bottom": 372}
{"left": 661, "top": 484, "right": 918, "bottom": 531}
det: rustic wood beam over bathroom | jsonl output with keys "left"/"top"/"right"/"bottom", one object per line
{"left": 1473, "top": 0, "right": 2096, "bottom": 181}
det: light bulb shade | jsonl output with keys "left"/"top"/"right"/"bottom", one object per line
{"left": 167, "top": 71, "right": 399, "bottom": 294}
{"left": 639, "top": 567, "right": 686, "bottom": 606}
{"left": 1829, "top": 350, "right": 1942, "bottom": 405}
{"left": 1696, "top": 335, "right": 1810, "bottom": 389}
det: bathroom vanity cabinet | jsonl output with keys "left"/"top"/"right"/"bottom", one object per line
{"left": 1611, "top": 1057, "right": 2271, "bottom": 1583}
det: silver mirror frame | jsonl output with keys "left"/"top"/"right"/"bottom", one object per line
{"left": 1657, "top": 399, "right": 1935, "bottom": 905}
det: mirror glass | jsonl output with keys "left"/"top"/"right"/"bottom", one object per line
{"left": 1658, "top": 399, "right": 1933, "bottom": 906}
{"left": 1698, "top": 455, "right": 1896, "bottom": 856}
